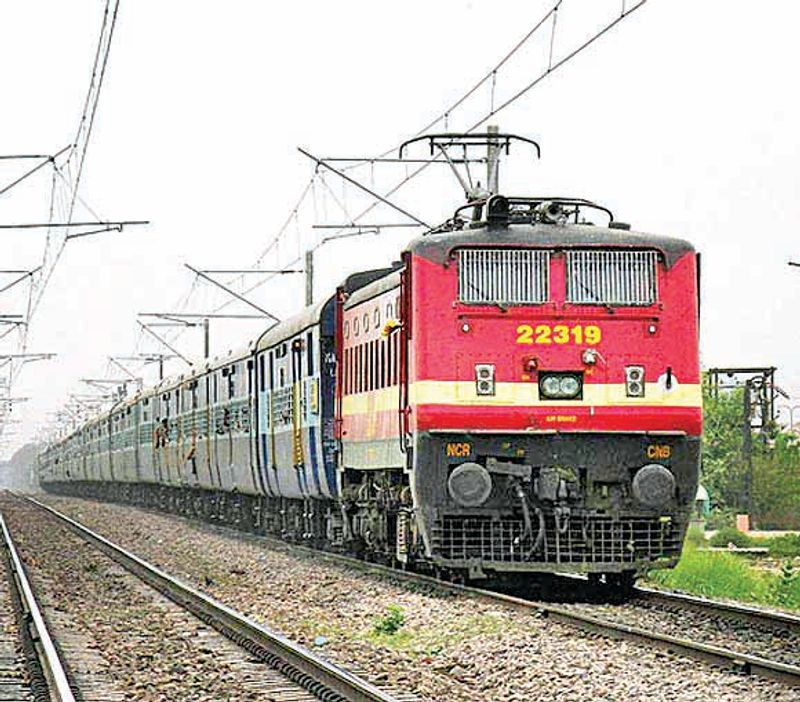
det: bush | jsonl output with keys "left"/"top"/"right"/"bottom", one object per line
{"left": 759, "top": 534, "right": 800, "bottom": 558}
{"left": 708, "top": 527, "right": 753, "bottom": 548}
{"left": 373, "top": 605, "right": 406, "bottom": 635}
{"left": 705, "top": 508, "right": 735, "bottom": 531}
{"left": 649, "top": 549, "right": 800, "bottom": 611}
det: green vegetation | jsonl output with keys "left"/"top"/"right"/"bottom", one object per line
{"left": 701, "top": 381, "right": 800, "bottom": 530}
{"left": 706, "top": 527, "right": 800, "bottom": 557}
{"left": 707, "top": 526, "right": 755, "bottom": 549}
{"left": 372, "top": 604, "right": 406, "bottom": 636}
{"left": 367, "top": 610, "right": 511, "bottom": 654}
{"left": 650, "top": 544, "right": 800, "bottom": 611}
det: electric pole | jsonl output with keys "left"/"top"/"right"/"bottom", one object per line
{"left": 305, "top": 250, "right": 314, "bottom": 306}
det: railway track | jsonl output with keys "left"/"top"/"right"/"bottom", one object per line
{"left": 195, "top": 517, "right": 800, "bottom": 688}
{"left": 0, "top": 513, "right": 74, "bottom": 701}
{"left": 634, "top": 584, "right": 800, "bottom": 632}
{"left": 11, "top": 494, "right": 409, "bottom": 702}
{"left": 23, "top": 492, "right": 800, "bottom": 692}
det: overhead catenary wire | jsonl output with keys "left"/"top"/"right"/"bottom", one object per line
{"left": 331, "top": 0, "right": 650, "bottom": 230}
{"left": 26, "top": 0, "right": 122, "bottom": 328}
{"left": 195, "top": 0, "right": 652, "bottom": 341}
{"left": 87, "top": 0, "right": 652, "bottom": 419}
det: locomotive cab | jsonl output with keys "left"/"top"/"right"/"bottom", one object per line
{"left": 403, "top": 196, "right": 701, "bottom": 583}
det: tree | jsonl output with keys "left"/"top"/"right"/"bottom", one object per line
{"left": 701, "top": 380, "right": 800, "bottom": 529}
{"left": 701, "top": 384, "right": 746, "bottom": 511}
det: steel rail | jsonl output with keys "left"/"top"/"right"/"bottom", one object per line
{"left": 634, "top": 585, "right": 800, "bottom": 632}
{"left": 22, "top": 496, "right": 400, "bottom": 702}
{"left": 0, "top": 513, "right": 76, "bottom": 701}
{"left": 227, "top": 532, "right": 800, "bottom": 688}
{"left": 555, "top": 571, "right": 800, "bottom": 634}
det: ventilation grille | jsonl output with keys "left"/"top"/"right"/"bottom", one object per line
{"left": 566, "top": 250, "right": 657, "bottom": 305}
{"left": 458, "top": 249, "right": 549, "bottom": 304}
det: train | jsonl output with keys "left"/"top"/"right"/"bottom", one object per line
{"left": 39, "top": 162, "right": 702, "bottom": 596}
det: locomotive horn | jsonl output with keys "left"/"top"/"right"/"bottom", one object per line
{"left": 535, "top": 200, "right": 564, "bottom": 224}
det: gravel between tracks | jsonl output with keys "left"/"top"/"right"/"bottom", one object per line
{"left": 37, "top": 495, "right": 800, "bottom": 702}
{"left": 1, "top": 495, "right": 316, "bottom": 702}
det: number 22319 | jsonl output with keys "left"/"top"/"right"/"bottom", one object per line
{"left": 516, "top": 324, "right": 601, "bottom": 345}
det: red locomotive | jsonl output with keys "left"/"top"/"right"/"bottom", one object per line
{"left": 339, "top": 193, "right": 700, "bottom": 591}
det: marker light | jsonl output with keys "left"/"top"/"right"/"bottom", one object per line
{"left": 625, "top": 365, "right": 645, "bottom": 397}
{"left": 475, "top": 363, "right": 496, "bottom": 396}
{"left": 582, "top": 349, "right": 598, "bottom": 365}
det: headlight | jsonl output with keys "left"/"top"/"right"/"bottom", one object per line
{"left": 559, "top": 375, "right": 580, "bottom": 396}
{"left": 541, "top": 375, "right": 562, "bottom": 396}
{"left": 539, "top": 372, "right": 582, "bottom": 399}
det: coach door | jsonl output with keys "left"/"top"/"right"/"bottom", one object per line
{"left": 255, "top": 352, "right": 273, "bottom": 496}
{"left": 291, "top": 338, "right": 310, "bottom": 495}
{"left": 211, "top": 371, "right": 224, "bottom": 488}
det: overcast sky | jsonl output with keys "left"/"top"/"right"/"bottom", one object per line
{"left": 1, "top": 0, "right": 799, "bottom": 454}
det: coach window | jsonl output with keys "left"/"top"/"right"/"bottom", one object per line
{"left": 269, "top": 351, "right": 275, "bottom": 390}
{"left": 363, "top": 343, "right": 368, "bottom": 392}
{"left": 351, "top": 348, "right": 356, "bottom": 394}
{"left": 365, "top": 343, "right": 369, "bottom": 392}
{"left": 353, "top": 346, "right": 358, "bottom": 393}
{"left": 306, "top": 332, "right": 314, "bottom": 375}
{"left": 354, "top": 317, "right": 359, "bottom": 337}
{"left": 374, "top": 340, "right": 380, "bottom": 390}
{"left": 344, "top": 320, "right": 350, "bottom": 339}
{"left": 227, "top": 366, "right": 236, "bottom": 399}
{"left": 367, "top": 341, "right": 373, "bottom": 391}
{"left": 373, "top": 308, "right": 380, "bottom": 328}
{"left": 380, "top": 339, "right": 387, "bottom": 388}
{"left": 361, "top": 341, "right": 370, "bottom": 392}
{"left": 368, "top": 342, "right": 374, "bottom": 392}
{"left": 370, "top": 341, "right": 378, "bottom": 390}
{"left": 363, "top": 313, "right": 370, "bottom": 332}
{"left": 360, "top": 344, "right": 365, "bottom": 393}
{"left": 391, "top": 335, "right": 397, "bottom": 386}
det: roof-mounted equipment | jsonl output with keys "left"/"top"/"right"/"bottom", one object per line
{"left": 399, "top": 128, "right": 540, "bottom": 199}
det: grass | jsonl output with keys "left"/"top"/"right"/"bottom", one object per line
{"left": 707, "top": 528, "right": 800, "bottom": 558}
{"left": 372, "top": 604, "right": 406, "bottom": 635}
{"left": 366, "top": 611, "right": 513, "bottom": 656}
{"left": 648, "top": 542, "right": 800, "bottom": 611}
